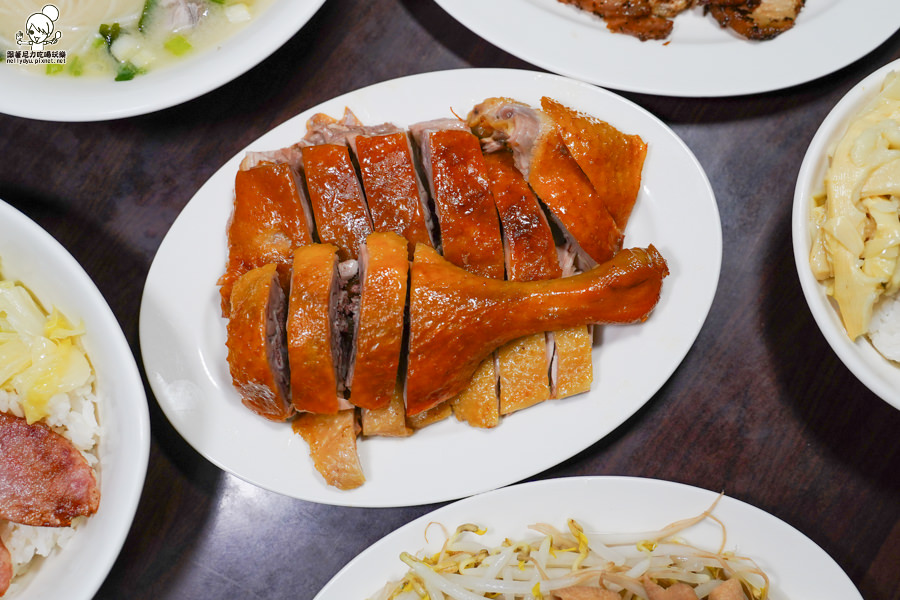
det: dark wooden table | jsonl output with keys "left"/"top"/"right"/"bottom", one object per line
{"left": 1, "top": 1, "right": 899, "bottom": 598}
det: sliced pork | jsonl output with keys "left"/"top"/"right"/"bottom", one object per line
{"left": 225, "top": 263, "right": 293, "bottom": 421}
{"left": 218, "top": 162, "right": 314, "bottom": 316}
{"left": 406, "top": 245, "right": 668, "bottom": 415}
{"left": 0, "top": 411, "right": 100, "bottom": 527}
{"left": 468, "top": 98, "right": 623, "bottom": 269}
{"left": 347, "top": 232, "right": 409, "bottom": 411}
{"left": 300, "top": 144, "right": 373, "bottom": 262}
{"left": 351, "top": 131, "right": 436, "bottom": 258}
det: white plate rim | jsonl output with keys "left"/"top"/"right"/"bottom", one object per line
{"left": 0, "top": 199, "right": 151, "bottom": 599}
{"left": 791, "top": 57, "right": 900, "bottom": 411}
{"left": 139, "top": 67, "right": 722, "bottom": 507}
{"left": 433, "top": 0, "right": 900, "bottom": 97}
{"left": 0, "top": 0, "right": 326, "bottom": 122}
{"left": 313, "top": 476, "right": 862, "bottom": 600}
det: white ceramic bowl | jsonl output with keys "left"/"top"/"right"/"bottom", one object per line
{"left": 792, "top": 58, "right": 900, "bottom": 411}
{"left": 0, "top": 0, "right": 326, "bottom": 121}
{"left": 0, "top": 200, "right": 151, "bottom": 598}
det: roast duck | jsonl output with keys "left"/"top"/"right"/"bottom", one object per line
{"left": 219, "top": 97, "right": 668, "bottom": 489}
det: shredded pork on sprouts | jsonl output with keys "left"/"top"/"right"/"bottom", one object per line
{"left": 369, "top": 495, "right": 771, "bottom": 600}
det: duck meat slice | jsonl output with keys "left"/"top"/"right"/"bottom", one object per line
{"left": 468, "top": 98, "right": 623, "bottom": 269}
{"left": 292, "top": 410, "right": 365, "bottom": 490}
{"left": 300, "top": 144, "right": 374, "bottom": 262}
{"left": 483, "top": 151, "right": 557, "bottom": 414}
{"left": 406, "top": 245, "right": 668, "bottom": 415}
{"left": 218, "top": 162, "right": 315, "bottom": 316}
{"left": 410, "top": 119, "right": 506, "bottom": 428}
{"left": 706, "top": 0, "right": 804, "bottom": 40}
{"left": 287, "top": 244, "right": 355, "bottom": 414}
{"left": 0, "top": 411, "right": 100, "bottom": 528}
{"left": 351, "top": 131, "right": 436, "bottom": 259}
{"left": 225, "top": 263, "right": 293, "bottom": 421}
{"left": 541, "top": 97, "right": 646, "bottom": 229}
{"left": 347, "top": 232, "right": 409, "bottom": 410}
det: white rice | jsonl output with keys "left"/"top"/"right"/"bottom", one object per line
{"left": 869, "top": 293, "right": 900, "bottom": 362}
{"left": 0, "top": 378, "right": 101, "bottom": 595}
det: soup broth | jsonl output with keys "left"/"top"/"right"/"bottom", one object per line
{"left": 1, "top": 0, "right": 271, "bottom": 80}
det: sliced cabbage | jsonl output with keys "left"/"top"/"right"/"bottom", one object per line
{"left": 0, "top": 279, "right": 92, "bottom": 423}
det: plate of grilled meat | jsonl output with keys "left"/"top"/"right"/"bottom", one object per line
{"left": 432, "top": 0, "right": 900, "bottom": 97}
{"left": 139, "top": 68, "right": 721, "bottom": 507}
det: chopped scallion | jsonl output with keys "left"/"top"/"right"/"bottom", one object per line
{"left": 164, "top": 35, "right": 193, "bottom": 56}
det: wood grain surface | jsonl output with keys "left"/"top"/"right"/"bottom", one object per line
{"left": 0, "top": 1, "right": 898, "bottom": 598}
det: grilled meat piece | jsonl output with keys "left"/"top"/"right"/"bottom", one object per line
{"left": 605, "top": 14, "right": 674, "bottom": 40}
{"left": 225, "top": 263, "right": 293, "bottom": 421}
{"left": 218, "top": 162, "right": 314, "bottom": 316}
{"left": 706, "top": 0, "right": 804, "bottom": 40}
{"left": 559, "top": 0, "right": 652, "bottom": 17}
{"left": 406, "top": 245, "right": 668, "bottom": 415}
{"left": 0, "top": 411, "right": 100, "bottom": 528}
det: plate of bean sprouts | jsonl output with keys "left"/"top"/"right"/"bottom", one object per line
{"left": 314, "top": 477, "right": 862, "bottom": 600}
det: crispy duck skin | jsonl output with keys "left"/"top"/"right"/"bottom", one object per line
{"left": 468, "top": 98, "right": 623, "bottom": 267}
{"left": 300, "top": 144, "right": 374, "bottom": 262}
{"left": 706, "top": 0, "right": 804, "bottom": 40}
{"left": 352, "top": 132, "right": 435, "bottom": 259}
{"left": 0, "top": 411, "right": 100, "bottom": 528}
{"left": 406, "top": 244, "right": 669, "bottom": 415}
{"left": 348, "top": 232, "right": 409, "bottom": 410}
{"left": 292, "top": 410, "right": 365, "bottom": 490}
{"left": 287, "top": 244, "right": 346, "bottom": 414}
{"left": 542, "top": 97, "right": 647, "bottom": 230}
{"left": 218, "top": 162, "right": 314, "bottom": 316}
{"left": 226, "top": 263, "right": 293, "bottom": 421}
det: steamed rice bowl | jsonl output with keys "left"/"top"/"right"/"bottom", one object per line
{"left": 0, "top": 274, "right": 102, "bottom": 596}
